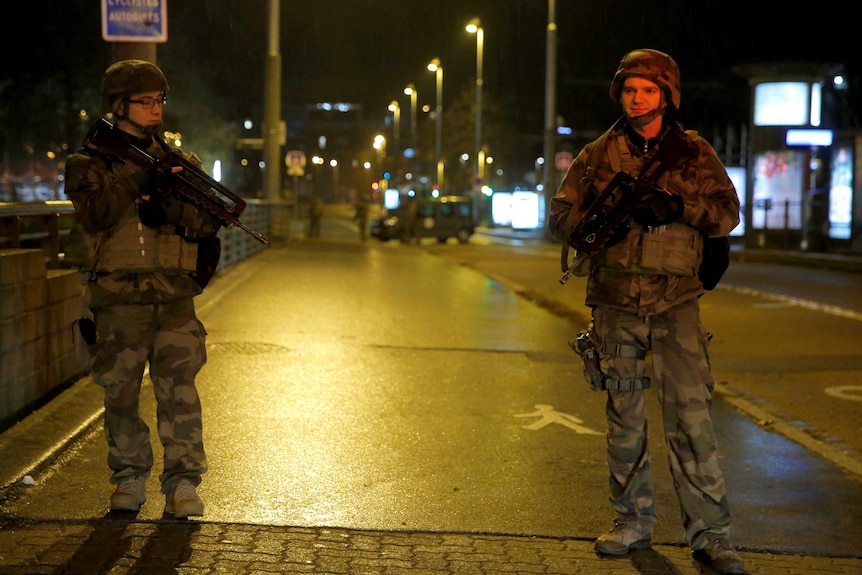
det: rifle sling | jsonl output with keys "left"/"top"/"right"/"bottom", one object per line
{"left": 560, "top": 127, "right": 614, "bottom": 273}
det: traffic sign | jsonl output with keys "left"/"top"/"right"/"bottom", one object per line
{"left": 285, "top": 150, "right": 306, "bottom": 168}
{"left": 555, "top": 151, "right": 574, "bottom": 171}
{"left": 236, "top": 138, "right": 264, "bottom": 150}
{"left": 102, "top": 0, "right": 168, "bottom": 43}
{"left": 285, "top": 150, "right": 306, "bottom": 177}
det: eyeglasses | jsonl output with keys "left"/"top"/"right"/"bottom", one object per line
{"left": 127, "top": 96, "right": 167, "bottom": 109}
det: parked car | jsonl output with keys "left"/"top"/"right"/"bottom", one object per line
{"left": 370, "top": 195, "right": 475, "bottom": 244}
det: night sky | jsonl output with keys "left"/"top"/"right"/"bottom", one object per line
{"left": 158, "top": 0, "right": 861, "bottom": 133}
{"left": 3, "top": 0, "right": 860, "bottom": 181}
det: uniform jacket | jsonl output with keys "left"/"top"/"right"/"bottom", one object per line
{"left": 64, "top": 129, "right": 220, "bottom": 308}
{"left": 548, "top": 117, "right": 740, "bottom": 316}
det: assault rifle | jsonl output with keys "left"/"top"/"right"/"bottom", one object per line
{"left": 83, "top": 118, "right": 269, "bottom": 244}
{"left": 559, "top": 128, "right": 696, "bottom": 284}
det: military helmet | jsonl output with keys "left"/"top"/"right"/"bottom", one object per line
{"left": 609, "top": 49, "right": 681, "bottom": 110}
{"left": 100, "top": 59, "right": 169, "bottom": 114}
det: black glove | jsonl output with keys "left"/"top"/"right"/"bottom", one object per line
{"left": 125, "top": 164, "right": 173, "bottom": 199}
{"left": 631, "top": 189, "right": 684, "bottom": 227}
{"left": 138, "top": 198, "right": 169, "bottom": 228}
{"left": 149, "top": 164, "right": 174, "bottom": 194}
{"left": 139, "top": 195, "right": 184, "bottom": 228}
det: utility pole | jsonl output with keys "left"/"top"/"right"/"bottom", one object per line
{"left": 542, "top": 0, "right": 558, "bottom": 240}
{"left": 111, "top": 43, "right": 156, "bottom": 64}
{"left": 263, "top": 0, "right": 282, "bottom": 202}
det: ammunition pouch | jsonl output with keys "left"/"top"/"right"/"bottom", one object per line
{"left": 569, "top": 329, "right": 650, "bottom": 392}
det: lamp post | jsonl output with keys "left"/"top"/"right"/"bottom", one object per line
{"left": 427, "top": 58, "right": 444, "bottom": 191}
{"left": 387, "top": 100, "right": 400, "bottom": 158}
{"left": 263, "top": 0, "right": 282, "bottom": 203}
{"left": 542, "top": 0, "right": 558, "bottom": 240}
{"left": 466, "top": 18, "right": 484, "bottom": 187}
{"left": 403, "top": 84, "right": 418, "bottom": 154}
{"left": 373, "top": 134, "right": 386, "bottom": 161}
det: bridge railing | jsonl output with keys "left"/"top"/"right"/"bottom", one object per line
{"left": 0, "top": 199, "right": 286, "bottom": 431}
{"left": 0, "top": 199, "right": 283, "bottom": 271}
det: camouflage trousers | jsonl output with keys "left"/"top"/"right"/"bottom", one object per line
{"left": 592, "top": 298, "right": 733, "bottom": 548}
{"left": 88, "top": 298, "right": 208, "bottom": 495}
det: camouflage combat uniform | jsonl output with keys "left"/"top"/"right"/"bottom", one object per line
{"left": 547, "top": 116, "right": 740, "bottom": 548}
{"left": 65, "top": 129, "right": 219, "bottom": 497}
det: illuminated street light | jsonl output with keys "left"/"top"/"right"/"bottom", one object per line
{"left": 373, "top": 134, "right": 386, "bottom": 151}
{"left": 372, "top": 134, "right": 386, "bottom": 163}
{"left": 427, "top": 58, "right": 444, "bottom": 190}
{"left": 388, "top": 100, "right": 400, "bottom": 157}
{"left": 403, "top": 84, "right": 418, "bottom": 154}
{"left": 466, "top": 18, "right": 484, "bottom": 187}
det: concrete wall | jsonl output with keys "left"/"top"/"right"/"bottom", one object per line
{"left": 0, "top": 249, "right": 88, "bottom": 430}
{"left": 0, "top": 201, "right": 283, "bottom": 431}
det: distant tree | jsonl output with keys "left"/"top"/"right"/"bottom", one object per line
{"left": 0, "top": 0, "right": 108, "bottom": 186}
{"left": 441, "top": 84, "right": 533, "bottom": 193}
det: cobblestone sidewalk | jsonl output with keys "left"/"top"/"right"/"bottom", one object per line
{"left": 2, "top": 519, "right": 861, "bottom": 574}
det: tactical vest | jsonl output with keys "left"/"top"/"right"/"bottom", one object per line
{"left": 66, "top": 135, "right": 207, "bottom": 276}
{"left": 594, "top": 129, "right": 702, "bottom": 276}
{"left": 67, "top": 205, "right": 201, "bottom": 276}
{"left": 94, "top": 208, "right": 198, "bottom": 274}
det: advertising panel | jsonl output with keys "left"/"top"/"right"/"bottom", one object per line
{"left": 829, "top": 145, "right": 853, "bottom": 239}
{"left": 752, "top": 150, "right": 804, "bottom": 230}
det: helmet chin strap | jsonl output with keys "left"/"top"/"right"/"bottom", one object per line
{"left": 115, "top": 102, "right": 161, "bottom": 138}
{"left": 117, "top": 115, "right": 161, "bottom": 138}
{"left": 626, "top": 98, "right": 667, "bottom": 129}
{"left": 628, "top": 108, "right": 661, "bottom": 126}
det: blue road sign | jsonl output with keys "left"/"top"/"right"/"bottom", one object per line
{"left": 102, "top": 0, "right": 168, "bottom": 43}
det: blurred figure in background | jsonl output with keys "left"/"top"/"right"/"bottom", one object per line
{"left": 308, "top": 195, "right": 323, "bottom": 238}
{"left": 354, "top": 194, "right": 369, "bottom": 241}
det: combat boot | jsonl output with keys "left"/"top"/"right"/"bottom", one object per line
{"left": 594, "top": 519, "right": 652, "bottom": 555}
{"left": 110, "top": 476, "right": 146, "bottom": 512}
{"left": 695, "top": 536, "right": 745, "bottom": 574}
{"left": 165, "top": 478, "right": 204, "bottom": 518}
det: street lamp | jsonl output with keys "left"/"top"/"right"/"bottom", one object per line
{"left": 373, "top": 134, "right": 386, "bottom": 159}
{"left": 466, "top": 17, "right": 484, "bottom": 187}
{"left": 427, "top": 58, "right": 444, "bottom": 191}
{"left": 403, "top": 84, "right": 418, "bottom": 154}
{"left": 387, "top": 100, "right": 400, "bottom": 158}
{"left": 542, "top": 0, "right": 558, "bottom": 241}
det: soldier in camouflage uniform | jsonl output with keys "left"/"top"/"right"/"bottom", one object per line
{"left": 64, "top": 60, "right": 221, "bottom": 519}
{"left": 547, "top": 50, "right": 744, "bottom": 574}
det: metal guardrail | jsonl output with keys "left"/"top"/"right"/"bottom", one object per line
{"left": 0, "top": 200, "right": 279, "bottom": 271}
{"left": 0, "top": 201, "right": 76, "bottom": 268}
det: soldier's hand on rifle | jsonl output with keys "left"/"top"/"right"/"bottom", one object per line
{"left": 139, "top": 194, "right": 185, "bottom": 228}
{"left": 631, "top": 189, "right": 684, "bottom": 227}
{"left": 141, "top": 164, "right": 183, "bottom": 200}
{"left": 138, "top": 164, "right": 185, "bottom": 228}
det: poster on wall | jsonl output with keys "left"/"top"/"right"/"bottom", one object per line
{"left": 752, "top": 150, "right": 804, "bottom": 230}
{"left": 829, "top": 145, "right": 853, "bottom": 240}
{"left": 726, "top": 167, "right": 746, "bottom": 237}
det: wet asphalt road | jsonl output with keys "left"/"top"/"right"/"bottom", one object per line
{"left": 1, "top": 212, "right": 861, "bottom": 562}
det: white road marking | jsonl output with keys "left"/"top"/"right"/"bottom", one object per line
{"left": 515, "top": 404, "right": 602, "bottom": 434}
{"left": 719, "top": 284, "right": 862, "bottom": 322}
{"left": 824, "top": 385, "right": 862, "bottom": 402}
